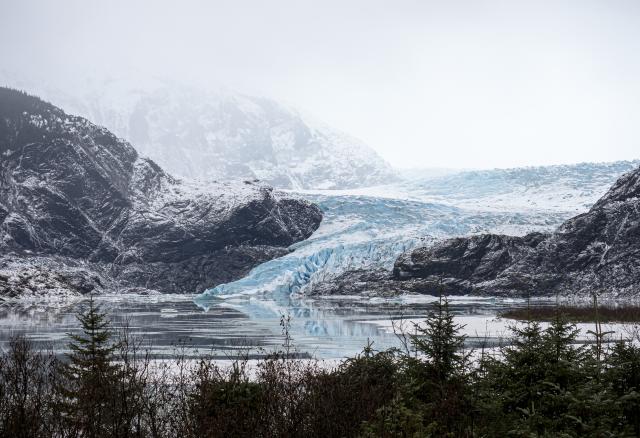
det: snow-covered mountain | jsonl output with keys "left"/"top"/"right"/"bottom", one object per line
{"left": 0, "top": 73, "right": 396, "bottom": 190}
{"left": 0, "top": 87, "right": 322, "bottom": 298}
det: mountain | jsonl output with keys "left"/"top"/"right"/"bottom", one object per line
{"left": 0, "top": 73, "right": 396, "bottom": 190}
{"left": 391, "top": 164, "right": 640, "bottom": 297}
{"left": 0, "top": 87, "right": 322, "bottom": 298}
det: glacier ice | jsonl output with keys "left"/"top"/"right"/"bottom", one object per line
{"left": 195, "top": 162, "right": 638, "bottom": 308}
{"left": 196, "top": 196, "right": 566, "bottom": 306}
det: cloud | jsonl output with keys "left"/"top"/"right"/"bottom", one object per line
{"left": 1, "top": 0, "right": 639, "bottom": 168}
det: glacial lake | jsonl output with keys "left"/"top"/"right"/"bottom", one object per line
{"left": 0, "top": 294, "right": 631, "bottom": 360}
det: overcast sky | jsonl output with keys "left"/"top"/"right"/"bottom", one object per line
{"left": 1, "top": 0, "right": 639, "bottom": 169}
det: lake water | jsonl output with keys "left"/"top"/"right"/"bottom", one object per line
{"left": 0, "top": 294, "right": 513, "bottom": 357}
{"left": 3, "top": 293, "right": 627, "bottom": 360}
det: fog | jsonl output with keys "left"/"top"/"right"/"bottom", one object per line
{"left": 1, "top": 0, "right": 639, "bottom": 169}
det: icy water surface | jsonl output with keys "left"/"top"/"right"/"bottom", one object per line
{"left": 0, "top": 294, "right": 541, "bottom": 359}
{"left": 1, "top": 294, "right": 633, "bottom": 359}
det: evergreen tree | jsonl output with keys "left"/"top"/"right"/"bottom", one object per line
{"left": 486, "top": 306, "right": 607, "bottom": 436}
{"left": 489, "top": 316, "right": 547, "bottom": 435}
{"left": 604, "top": 340, "right": 640, "bottom": 436}
{"left": 536, "top": 311, "right": 584, "bottom": 434}
{"left": 57, "top": 296, "right": 120, "bottom": 437}
{"left": 410, "top": 295, "right": 468, "bottom": 382}
{"left": 540, "top": 309, "right": 584, "bottom": 394}
{"left": 407, "top": 295, "right": 472, "bottom": 435}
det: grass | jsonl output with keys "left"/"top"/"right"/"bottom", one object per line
{"left": 500, "top": 305, "right": 640, "bottom": 323}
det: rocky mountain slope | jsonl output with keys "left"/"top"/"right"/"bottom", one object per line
{"left": 304, "top": 164, "right": 640, "bottom": 298}
{"left": 0, "top": 87, "right": 322, "bottom": 298}
{"left": 0, "top": 73, "right": 396, "bottom": 189}
{"left": 391, "top": 165, "right": 640, "bottom": 297}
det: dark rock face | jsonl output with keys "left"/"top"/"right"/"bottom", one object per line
{"left": 391, "top": 166, "right": 640, "bottom": 297}
{"left": 0, "top": 88, "right": 322, "bottom": 298}
{"left": 112, "top": 246, "right": 289, "bottom": 294}
{"left": 392, "top": 233, "right": 550, "bottom": 295}
{"left": 307, "top": 269, "right": 400, "bottom": 297}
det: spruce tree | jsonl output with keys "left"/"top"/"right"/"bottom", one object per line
{"left": 604, "top": 340, "right": 640, "bottom": 436}
{"left": 411, "top": 295, "right": 467, "bottom": 382}
{"left": 492, "top": 315, "right": 546, "bottom": 435}
{"left": 492, "top": 305, "right": 587, "bottom": 436}
{"left": 407, "top": 295, "right": 472, "bottom": 435}
{"left": 542, "top": 309, "right": 583, "bottom": 386}
{"left": 57, "top": 295, "right": 119, "bottom": 437}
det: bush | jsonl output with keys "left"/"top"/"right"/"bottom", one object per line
{"left": 0, "top": 337, "right": 58, "bottom": 438}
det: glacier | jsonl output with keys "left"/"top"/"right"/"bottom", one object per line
{"left": 195, "top": 160, "right": 639, "bottom": 311}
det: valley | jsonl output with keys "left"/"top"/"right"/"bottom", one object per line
{"left": 2, "top": 148, "right": 637, "bottom": 358}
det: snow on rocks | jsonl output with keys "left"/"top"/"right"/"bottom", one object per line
{"left": 0, "top": 87, "right": 323, "bottom": 299}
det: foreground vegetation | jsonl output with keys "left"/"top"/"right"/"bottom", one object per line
{"left": 1, "top": 296, "right": 640, "bottom": 437}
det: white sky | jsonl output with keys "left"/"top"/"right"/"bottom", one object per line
{"left": 1, "top": 0, "right": 639, "bottom": 169}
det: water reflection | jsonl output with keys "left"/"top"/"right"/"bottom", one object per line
{"left": 0, "top": 294, "right": 546, "bottom": 359}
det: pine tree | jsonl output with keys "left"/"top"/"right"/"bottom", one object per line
{"left": 492, "top": 315, "right": 546, "bottom": 435}
{"left": 490, "top": 305, "right": 588, "bottom": 436}
{"left": 407, "top": 295, "right": 472, "bottom": 435}
{"left": 411, "top": 295, "right": 467, "bottom": 382}
{"left": 604, "top": 340, "right": 640, "bottom": 436}
{"left": 57, "top": 295, "right": 119, "bottom": 437}
{"left": 542, "top": 308, "right": 582, "bottom": 384}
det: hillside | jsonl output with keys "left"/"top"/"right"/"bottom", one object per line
{"left": 0, "top": 87, "right": 322, "bottom": 297}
